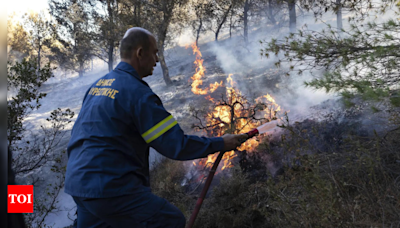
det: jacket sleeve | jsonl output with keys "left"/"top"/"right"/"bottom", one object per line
{"left": 132, "top": 92, "right": 224, "bottom": 161}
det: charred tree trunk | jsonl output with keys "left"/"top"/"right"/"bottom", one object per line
{"left": 229, "top": 13, "right": 233, "bottom": 38}
{"left": 8, "top": 146, "right": 16, "bottom": 189}
{"left": 196, "top": 17, "right": 202, "bottom": 46}
{"left": 268, "top": 0, "right": 276, "bottom": 24}
{"left": 79, "top": 61, "right": 84, "bottom": 77}
{"left": 244, "top": 0, "right": 249, "bottom": 44}
{"left": 38, "top": 38, "right": 41, "bottom": 71}
{"left": 336, "top": 0, "right": 342, "bottom": 33}
{"left": 107, "top": 0, "right": 114, "bottom": 72}
{"left": 134, "top": 0, "right": 141, "bottom": 26}
{"left": 215, "top": 4, "right": 233, "bottom": 42}
{"left": 158, "top": 39, "right": 172, "bottom": 86}
{"left": 77, "top": 39, "right": 84, "bottom": 77}
{"left": 288, "top": 0, "right": 296, "bottom": 33}
{"left": 134, "top": 3, "right": 137, "bottom": 24}
{"left": 108, "top": 45, "right": 114, "bottom": 72}
{"left": 158, "top": 2, "right": 173, "bottom": 86}
{"left": 75, "top": 35, "right": 84, "bottom": 77}
{"left": 143, "top": 1, "right": 174, "bottom": 86}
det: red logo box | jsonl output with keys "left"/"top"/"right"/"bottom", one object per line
{"left": 8, "top": 185, "right": 34, "bottom": 213}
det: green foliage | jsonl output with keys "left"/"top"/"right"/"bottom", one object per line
{"left": 23, "top": 11, "right": 55, "bottom": 69}
{"left": 7, "top": 16, "right": 33, "bottom": 62}
{"left": 390, "top": 91, "right": 400, "bottom": 107}
{"left": 300, "top": 0, "right": 398, "bottom": 22}
{"left": 7, "top": 56, "right": 75, "bottom": 227}
{"left": 90, "top": 0, "right": 126, "bottom": 71}
{"left": 49, "top": 0, "right": 95, "bottom": 76}
{"left": 262, "top": 18, "right": 400, "bottom": 109}
{"left": 7, "top": 58, "right": 54, "bottom": 146}
{"left": 46, "top": 107, "right": 74, "bottom": 129}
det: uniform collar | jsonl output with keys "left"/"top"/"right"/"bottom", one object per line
{"left": 115, "top": 62, "right": 141, "bottom": 80}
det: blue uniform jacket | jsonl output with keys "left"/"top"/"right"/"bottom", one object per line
{"left": 64, "top": 62, "right": 224, "bottom": 198}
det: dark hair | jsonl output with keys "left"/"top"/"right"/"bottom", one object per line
{"left": 120, "top": 28, "right": 151, "bottom": 59}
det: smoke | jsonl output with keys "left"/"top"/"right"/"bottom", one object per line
{"left": 177, "top": 29, "right": 195, "bottom": 47}
{"left": 185, "top": 7, "right": 399, "bottom": 130}
{"left": 145, "top": 5, "right": 399, "bottom": 178}
{"left": 144, "top": 10, "right": 342, "bottom": 133}
{"left": 199, "top": 16, "right": 338, "bottom": 123}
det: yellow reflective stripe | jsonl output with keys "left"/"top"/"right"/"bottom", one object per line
{"left": 142, "top": 115, "right": 178, "bottom": 143}
{"left": 142, "top": 115, "right": 173, "bottom": 138}
{"left": 145, "top": 120, "right": 177, "bottom": 143}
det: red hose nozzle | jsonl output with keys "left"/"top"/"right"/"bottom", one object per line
{"left": 246, "top": 128, "right": 259, "bottom": 138}
{"left": 239, "top": 128, "right": 259, "bottom": 144}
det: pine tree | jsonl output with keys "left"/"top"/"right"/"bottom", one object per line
{"left": 262, "top": 1, "right": 400, "bottom": 109}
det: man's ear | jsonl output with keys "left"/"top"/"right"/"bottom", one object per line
{"left": 135, "top": 46, "right": 143, "bottom": 59}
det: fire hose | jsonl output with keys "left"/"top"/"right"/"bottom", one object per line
{"left": 186, "top": 128, "right": 259, "bottom": 228}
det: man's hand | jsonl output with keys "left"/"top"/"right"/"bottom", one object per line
{"left": 222, "top": 134, "right": 248, "bottom": 152}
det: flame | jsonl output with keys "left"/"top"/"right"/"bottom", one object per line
{"left": 188, "top": 45, "right": 283, "bottom": 177}
{"left": 255, "top": 94, "right": 282, "bottom": 120}
{"left": 205, "top": 95, "right": 214, "bottom": 102}
{"left": 192, "top": 73, "right": 283, "bottom": 174}
{"left": 221, "top": 150, "right": 237, "bottom": 170}
{"left": 227, "top": 74, "right": 235, "bottom": 86}
{"left": 189, "top": 43, "right": 223, "bottom": 95}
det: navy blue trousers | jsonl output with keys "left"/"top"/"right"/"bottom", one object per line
{"left": 72, "top": 192, "right": 186, "bottom": 228}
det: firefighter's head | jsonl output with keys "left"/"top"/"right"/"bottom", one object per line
{"left": 120, "top": 28, "right": 159, "bottom": 78}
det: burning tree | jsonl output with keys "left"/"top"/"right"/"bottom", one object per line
{"left": 185, "top": 69, "right": 282, "bottom": 227}
{"left": 184, "top": 63, "right": 283, "bottom": 227}
{"left": 185, "top": 43, "right": 282, "bottom": 175}
{"left": 190, "top": 74, "right": 281, "bottom": 174}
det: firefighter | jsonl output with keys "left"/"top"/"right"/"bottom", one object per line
{"left": 64, "top": 27, "right": 246, "bottom": 228}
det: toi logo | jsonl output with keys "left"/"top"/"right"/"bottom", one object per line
{"left": 8, "top": 185, "right": 34, "bottom": 213}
